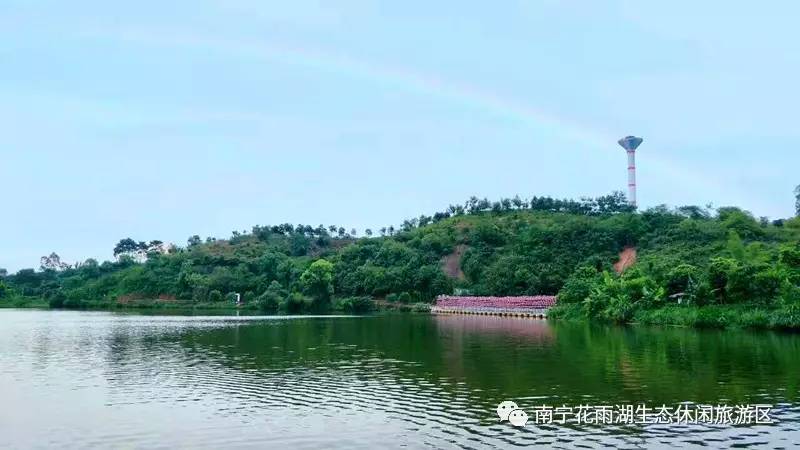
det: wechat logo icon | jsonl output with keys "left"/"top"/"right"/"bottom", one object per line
{"left": 497, "top": 400, "right": 529, "bottom": 427}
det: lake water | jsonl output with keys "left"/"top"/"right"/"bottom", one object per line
{"left": 0, "top": 309, "right": 798, "bottom": 449}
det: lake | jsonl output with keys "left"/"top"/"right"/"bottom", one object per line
{"left": 0, "top": 309, "right": 798, "bottom": 449}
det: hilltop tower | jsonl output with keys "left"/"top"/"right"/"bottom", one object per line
{"left": 617, "top": 136, "right": 643, "bottom": 207}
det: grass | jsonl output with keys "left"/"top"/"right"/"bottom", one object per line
{"left": 546, "top": 303, "right": 584, "bottom": 321}
{"left": 549, "top": 302, "right": 800, "bottom": 331}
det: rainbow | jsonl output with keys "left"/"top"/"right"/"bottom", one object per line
{"left": 100, "top": 27, "right": 614, "bottom": 148}
{"left": 262, "top": 44, "right": 614, "bottom": 148}
{"left": 87, "top": 26, "right": 745, "bottom": 206}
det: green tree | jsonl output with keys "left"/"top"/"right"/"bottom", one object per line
{"left": 257, "top": 281, "right": 285, "bottom": 312}
{"left": 5, "top": 190, "right": 800, "bottom": 328}
{"left": 719, "top": 208, "right": 763, "bottom": 239}
{"left": 282, "top": 292, "right": 310, "bottom": 314}
{"left": 779, "top": 243, "right": 800, "bottom": 276}
{"left": 300, "top": 259, "right": 334, "bottom": 311}
{"left": 40, "top": 252, "right": 69, "bottom": 271}
{"left": 558, "top": 266, "right": 601, "bottom": 304}
{"left": 337, "top": 296, "right": 373, "bottom": 313}
{"left": 207, "top": 289, "right": 223, "bottom": 303}
{"left": 726, "top": 231, "right": 746, "bottom": 261}
{"left": 48, "top": 290, "right": 66, "bottom": 308}
{"left": 113, "top": 238, "right": 143, "bottom": 258}
{"left": 707, "top": 257, "right": 739, "bottom": 303}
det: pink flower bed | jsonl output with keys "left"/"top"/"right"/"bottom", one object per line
{"left": 435, "top": 295, "right": 557, "bottom": 309}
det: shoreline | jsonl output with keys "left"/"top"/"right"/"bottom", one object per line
{"left": 548, "top": 302, "right": 800, "bottom": 331}
{"left": 4, "top": 297, "right": 800, "bottom": 332}
{"left": 0, "top": 297, "right": 433, "bottom": 314}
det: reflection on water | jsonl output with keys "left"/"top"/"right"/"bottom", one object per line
{"left": 434, "top": 314, "right": 554, "bottom": 339}
{"left": 0, "top": 310, "right": 798, "bottom": 449}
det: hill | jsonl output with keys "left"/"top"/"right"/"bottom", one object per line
{"left": 2, "top": 191, "right": 800, "bottom": 328}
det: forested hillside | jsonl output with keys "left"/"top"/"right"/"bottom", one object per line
{"left": 2, "top": 191, "right": 800, "bottom": 327}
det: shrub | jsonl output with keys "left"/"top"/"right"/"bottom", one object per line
{"left": 256, "top": 285, "right": 284, "bottom": 313}
{"left": 684, "top": 280, "right": 713, "bottom": 306}
{"left": 558, "top": 266, "right": 600, "bottom": 304}
{"left": 779, "top": 283, "right": 800, "bottom": 306}
{"left": 693, "top": 307, "right": 730, "bottom": 328}
{"left": 601, "top": 295, "right": 636, "bottom": 323}
{"left": 207, "top": 290, "right": 223, "bottom": 303}
{"left": 192, "top": 285, "right": 210, "bottom": 303}
{"left": 779, "top": 243, "right": 800, "bottom": 269}
{"left": 547, "top": 303, "right": 583, "bottom": 320}
{"left": 707, "top": 257, "right": 739, "bottom": 303}
{"left": 574, "top": 270, "right": 667, "bottom": 323}
{"left": 48, "top": 291, "right": 66, "bottom": 308}
{"left": 620, "top": 273, "right": 664, "bottom": 308}
{"left": 718, "top": 263, "right": 783, "bottom": 305}
{"left": 751, "top": 267, "right": 784, "bottom": 305}
{"left": 62, "top": 297, "right": 86, "bottom": 309}
{"left": 411, "top": 302, "right": 431, "bottom": 313}
{"left": 664, "top": 264, "right": 701, "bottom": 296}
{"left": 583, "top": 289, "right": 611, "bottom": 318}
{"left": 739, "top": 309, "right": 770, "bottom": 329}
{"left": 281, "top": 292, "right": 311, "bottom": 314}
{"left": 337, "top": 296, "right": 374, "bottom": 313}
{"left": 769, "top": 304, "right": 800, "bottom": 329}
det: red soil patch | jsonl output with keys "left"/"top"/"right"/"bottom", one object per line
{"left": 614, "top": 247, "right": 637, "bottom": 274}
{"left": 442, "top": 244, "right": 468, "bottom": 280}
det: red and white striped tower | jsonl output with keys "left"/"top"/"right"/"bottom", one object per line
{"left": 617, "top": 136, "right": 643, "bottom": 208}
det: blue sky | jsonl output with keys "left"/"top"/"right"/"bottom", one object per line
{"left": 2, "top": 1, "right": 799, "bottom": 271}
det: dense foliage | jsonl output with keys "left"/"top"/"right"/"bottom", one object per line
{"left": 550, "top": 204, "right": 800, "bottom": 329}
{"left": 3, "top": 190, "right": 800, "bottom": 327}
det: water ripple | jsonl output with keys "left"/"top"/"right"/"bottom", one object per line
{"left": 0, "top": 309, "right": 797, "bottom": 449}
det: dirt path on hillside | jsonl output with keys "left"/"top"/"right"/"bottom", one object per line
{"left": 442, "top": 244, "right": 468, "bottom": 280}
